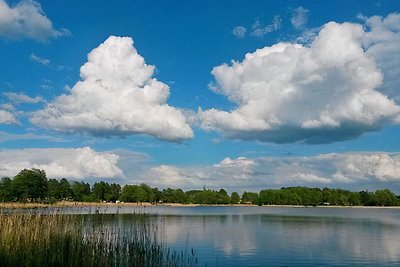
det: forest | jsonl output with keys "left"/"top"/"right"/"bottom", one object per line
{"left": 0, "top": 168, "right": 399, "bottom": 206}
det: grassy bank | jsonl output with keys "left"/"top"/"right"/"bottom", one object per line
{"left": 0, "top": 212, "right": 197, "bottom": 267}
{"left": 2, "top": 201, "right": 400, "bottom": 210}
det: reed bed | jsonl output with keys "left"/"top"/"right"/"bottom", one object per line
{"left": 0, "top": 211, "right": 197, "bottom": 267}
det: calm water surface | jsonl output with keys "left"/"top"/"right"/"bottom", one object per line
{"left": 35, "top": 206, "right": 400, "bottom": 266}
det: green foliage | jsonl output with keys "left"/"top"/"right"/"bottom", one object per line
{"left": 1, "top": 168, "right": 399, "bottom": 207}
{"left": 48, "top": 179, "right": 61, "bottom": 199}
{"left": 359, "top": 191, "right": 378, "bottom": 206}
{"left": 120, "top": 185, "right": 150, "bottom": 203}
{"left": 241, "top": 191, "right": 259, "bottom": 204}
{"left": 107, "top": 183, "right": 121, "bottom": 202}
{"left": 257, "top": 187, "right": 400, "bottom": 207}
{"left": 59, "top": 178, "right": 73, "bottom": 200}
{"left": 259, "top": 187, "right": 324, "bottom": 206}
{"left": 88, "top": 182, "right": 121, "bottom": 202}
{"left": 162, "top": 188, "right": 188, "bottom": 203}
{"left": 230, "top": 192, "right": 240, "bottom": 204}
{"left": 11, "top": 169, "right": 48, "bottom": 202}
{"left": 0, "top": 177, "right": 12, "bottom": 202}
{"left": 375, "top": 189, "right": 399, "bottom": 206}
{"left": 92, "top": 181, "right": 108, "bottom": 201}
{"left": 152, "top": 187, "right": 161, "bottom": 203}
{"left": 186, "top": 189, "right": 231, "bottom": 204}
{"left": 71, "top": 181, "right": 91, "bottom": 201}
{"left": 140, "top": 184, "right": 155, "bottom": 202}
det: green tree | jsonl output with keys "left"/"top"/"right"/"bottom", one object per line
{"left": 360, "top": 191, "right": 377, "bottom": 206}
{"left": 59, "top": 178, "right": 72, "bottom": 200}
{"left": 11, "top": 169, "right": 48, "bottom": 202}
{"left": 375, "top": 189, "right": 399, "bottom": 206}
{"left": 242, "top": 191, "right": 259, "bottom": 204}
{"left": 71, "top": 181, "right": 91, "bottom": 201}
{"left": 106, "top": 183, "right": 121, "bottom": 202}
{"left": 259, "top": 189, "right": 276, "bottom": 205}
{"left": 152, "top": 187, "right": 161, "bottom": 203}
{"left": 120, "top": 185, "right": 145, "bottom": 202}
{"left": 47, "top": 179, "right": 61, "bottom": 200}
{"left": 92, "top": 181, "right": 110, "bottom": 201}
{"left": 230, "top": 192, "right": 240, "bottom": 204}
{"left": 348, "top": 192, "right": 361, "bottom": 206}
{"left": 0, "top": 177, "right": 12, "bottom": 202}
{"left": 217, "top": 189, "right": 231, "bottom": 204}
{"left": 140, "top": 184, "right": 154, "bottom": 202}
{"left": 162, "top": 188, "right": 188, "bottom": 203}
{"left": 120, "top": 185, "right": 135, "bottom": 202}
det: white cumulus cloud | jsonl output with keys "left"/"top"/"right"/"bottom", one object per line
{"left": 144, "top": 165, "right": 191, "bottom": 188}
{"left": 30, "top": 36, "right": 194, "bottom": 141}
{"left": 136, "top": 152, "right": 400, "bottom": 192}
{"left": 0, "top": 147, "right": 123, "bottom": 179}
{"left": 328, "top": 153, "right": 400, "bottom": 182}
{"left": 0, "top": 0, "right": 70, "bottom": 41}
{"left": 199, "top": 17, "right": 400, "bottom": 144}
{"left": 138, "top": 157, "right": 261, "bottom": 190}
{"left": 0, "top": 109, "right": 17, "bottom": 124}
{"left": 259, "top": 152, "right": 400, "bottom": 186}
{"left": 362, "top": 13, "right": 400, "bottom": 104}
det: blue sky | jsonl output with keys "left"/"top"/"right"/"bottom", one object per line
{"left": 1, "top": 0, "right": 400, "bottom": 193}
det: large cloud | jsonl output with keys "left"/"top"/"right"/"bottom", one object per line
{"left": 137, "top": 152, "right": 400, "bottom": 192}
{"left": 0, "top": 147, "right": 123, "bottom": 179}
{"left": 144, "top": 165, "right": 192, "bottom": 188}
{"left": 2, "top": 147, "right": 398, "bottom": 192}
{"left": 31, "top": 36, "right": 193, "bottom": 141}
{"left": 363, "top": 13, "right": 400, "bottom": 103}
{"left": 199, "top": 16, "right": 400, "bottom": 144}
{"left": 0, "top": 0, "right": 69, "bottom": 41}
{"left": 266, "top": 153, "right": 400, "bottom": 185}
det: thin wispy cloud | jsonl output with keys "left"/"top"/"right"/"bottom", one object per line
{"left": 232, "top": 15, "right": 281, "bottom": 39}
{"left": 250, "top": 15, "right": 281, "bottom": 37}
{"left": 291, "top": 6, "right": 309, "bottom": 29}
{"left": 29, "top": 53, "right": 49, "bottom": 65}
{"left": 0, "top": 131, "right": 68, "bottom": 143}
{"left": 29, "top": 53, "right": 64, "bottom": 70}
{"left": 232, "top": 26, "right": 247, "bottom": 38}
{"left": 4, "top": 92, "right": 44, "bottom": 104}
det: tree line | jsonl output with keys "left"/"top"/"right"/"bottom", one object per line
{"left": 0, "top": 168, "right": 399, "bottom": 206}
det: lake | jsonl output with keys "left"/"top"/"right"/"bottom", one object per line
{"left": 40, "top": 205, "right": 400, "bottom": 266}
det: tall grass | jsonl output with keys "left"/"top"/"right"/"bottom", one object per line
{"left": 0, "top": 212, "right": 197, "bottom": 267}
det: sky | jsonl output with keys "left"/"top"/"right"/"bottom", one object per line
{"left": 0, "top": 0, "right": 400, "bottom": 193}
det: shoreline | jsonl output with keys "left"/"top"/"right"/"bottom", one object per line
{"left": 0, "top": 201, "right": 399, "bottom": 209}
